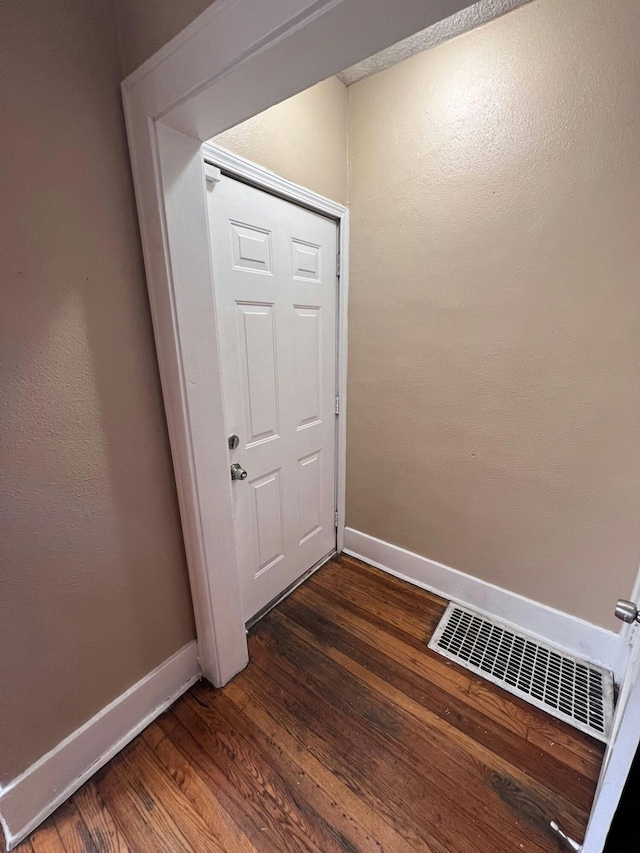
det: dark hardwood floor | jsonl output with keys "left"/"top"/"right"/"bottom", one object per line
{"left": 8, "top": 554, "right": 604, "bottom": 853}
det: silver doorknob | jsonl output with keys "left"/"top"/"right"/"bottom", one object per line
{"left": 615, "top": 599, "right": 640, "bottom": 624}
{"left": 230, "top": 463, "right": 247, "bottom": 481}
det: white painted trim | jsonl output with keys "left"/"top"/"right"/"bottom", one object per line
{"left": 202, "top": 143, "right": 349, "bottom": 555}
{"left": 122, "top": 0, "right": 475, "bottom": 692}
{"left": 582, "top": 650, "right": 640, "bottom": 853}
{"left": 336, "top": 215, "right": 349, "bottom": 554}
{"left": 344, "top": 528, "right": 624, "bottom": 682}
{"left": 580, "top": 565, "right": 640, "bottom": 852}
{"left": 0, "top": 643, "right": 200, "bottom": 851}
{"left": 202, "top": 144, "right": 347, "bottom": 219}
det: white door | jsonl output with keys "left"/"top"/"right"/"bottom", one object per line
{"left": 581, "top": 580, "right": 640, "bottom": 852}
{"left": 206, "top": 173, "right": 338, "bottom": 621}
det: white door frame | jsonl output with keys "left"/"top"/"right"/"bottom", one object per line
{"left": 121, "top": 0, "right": 473, "bottom": 688}
{"left": 202, "top": 140, "right": 349, "bottom": 612}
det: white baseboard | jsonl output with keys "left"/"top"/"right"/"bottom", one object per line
{"left": 344, "top": 528, "right": 625, "bottom": 682}
{"left": 0, "top": 641, "right": 200, "bottom": 851}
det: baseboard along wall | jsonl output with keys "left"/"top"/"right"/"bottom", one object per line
{"left": 1, "top": 536, "right": 627, "bottom": 849}
{"left": 343, "top": 528, "right": 626, "bottom": 683}
{"left": 0, "top": 641, "right": 200, "bottom": 851}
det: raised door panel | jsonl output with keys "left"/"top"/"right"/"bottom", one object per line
{"left": 250, "top": 468, "right": 285, "bottom": 576}
{"left": 236, "top": 302, "right": 279, "bottom": 446}
{"left": 292, "top": 238, "right": 321, "bottom": 282}
{"left": 230, "top": 222, "right": 273, "bottom": 274}
{"left": 298, "top": 450, "right": 322, "bottom": 544}
{"left": 293, "top": 306, "right": 322, "bottom": 430}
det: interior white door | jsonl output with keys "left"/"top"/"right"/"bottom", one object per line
{"left": 206, "top": 173, "right": 338, "bottom": 621}
{"left": 581, "top": 579, "right": 640, "bottom": 852}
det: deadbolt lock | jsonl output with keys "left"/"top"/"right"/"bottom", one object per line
{"left": 228, "top": 434, "right": 240, "bottom": 450}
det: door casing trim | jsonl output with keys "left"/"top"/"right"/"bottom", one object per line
{"left": 121, "top": 0, "right": 474, "bottom": 689}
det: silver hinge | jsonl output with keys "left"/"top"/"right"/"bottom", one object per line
{"left": 336, "top": 253, "right": 341, "bottom": 277}
{"left": 334, "top": 511, "right": 339, "bottom": 528}
{"left": 335, "top": 395, "right": 340, "bottom": 415}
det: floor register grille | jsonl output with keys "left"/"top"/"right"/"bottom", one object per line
{"left": 429, "top": 603, "right": 614, "bottom": 742}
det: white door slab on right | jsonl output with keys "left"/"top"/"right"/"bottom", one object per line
{"left": 582, "top": 583, "right": 640, "bottom": 851}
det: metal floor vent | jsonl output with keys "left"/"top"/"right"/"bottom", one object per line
{"left": 429, "top": 604, "right": 614, "bottom": 742}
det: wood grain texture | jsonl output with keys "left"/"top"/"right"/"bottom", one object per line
{"left": 29, "top": 824, "right": 66, "bottom": 853}
{"left": 11, "top": 555, "right": 604, "bottom": 853}
{"left": 72, "top": 783, "right": 130, "bottom": 853}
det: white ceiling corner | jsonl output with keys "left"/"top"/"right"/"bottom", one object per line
{"left": 336, "top": 0, "right": 533, "bottom": 86}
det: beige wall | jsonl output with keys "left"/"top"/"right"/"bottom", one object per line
{"left": 116, "top": 0, "right": 215, "bottom": 77}
{"left": 3, "top": 0, "right": 636, "bottom": 794}
{"left": 214, "top": 77, "right": 349, "bottom": 205}
{"left": 0, "top": 0, "right": 195, "bottom": 783}
{"left": 347, "top": 0, "right": 640, "bottom": 630}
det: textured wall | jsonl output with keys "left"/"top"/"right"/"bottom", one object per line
{"left": 347, "top": 0, "right": 640, "bottom": 630}
{"left": 214, "top": 77, "right": 349, "bottom": 205}
{"left": 117, "top": 0, "right": 215, "bottom": 77}
{"left": 0, "top": 0, "right": 195, "bottom": 783}
{"left": 338, "top": 0, "right": 532, "bottom": 86}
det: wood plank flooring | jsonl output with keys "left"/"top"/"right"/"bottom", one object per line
{"left": 6, "top": 554, "right": 605, "bottom": 853}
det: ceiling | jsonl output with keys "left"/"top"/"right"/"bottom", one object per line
{"left": 337, "top": 0, "right": 533, "bottom": 86}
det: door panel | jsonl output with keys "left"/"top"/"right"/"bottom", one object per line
{"left": 251, "top": 468, "right": 284, "bottom": 574}
{"left": 236, "top": 302, "right": 279, "bottom": 444}
{"left": 293, "top": 306, "right": 322, "bottom": 428}
{"left": 298, "top": 450, "right": 322, "bottom": 543}
{"left": 230, "top": 222, "right": 273, "bottom": 273}
{"left": 206, "top": 173, "right": 338, "bottom": 620}
{"left": 292, "top": 239, "right": 321, "bottom": 280}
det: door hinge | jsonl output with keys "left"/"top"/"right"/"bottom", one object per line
{"left": 335, "top": 395, "right": 340, "bottom": 415}
{"left": 334, "top": 511, "right": 339, "bottom": 528}
{"left": 336, "top": 253, "right": 341, "bottom": 277}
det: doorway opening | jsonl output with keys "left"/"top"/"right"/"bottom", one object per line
{"left": 121, "top": 0, "right": 640, "bottom": 849}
